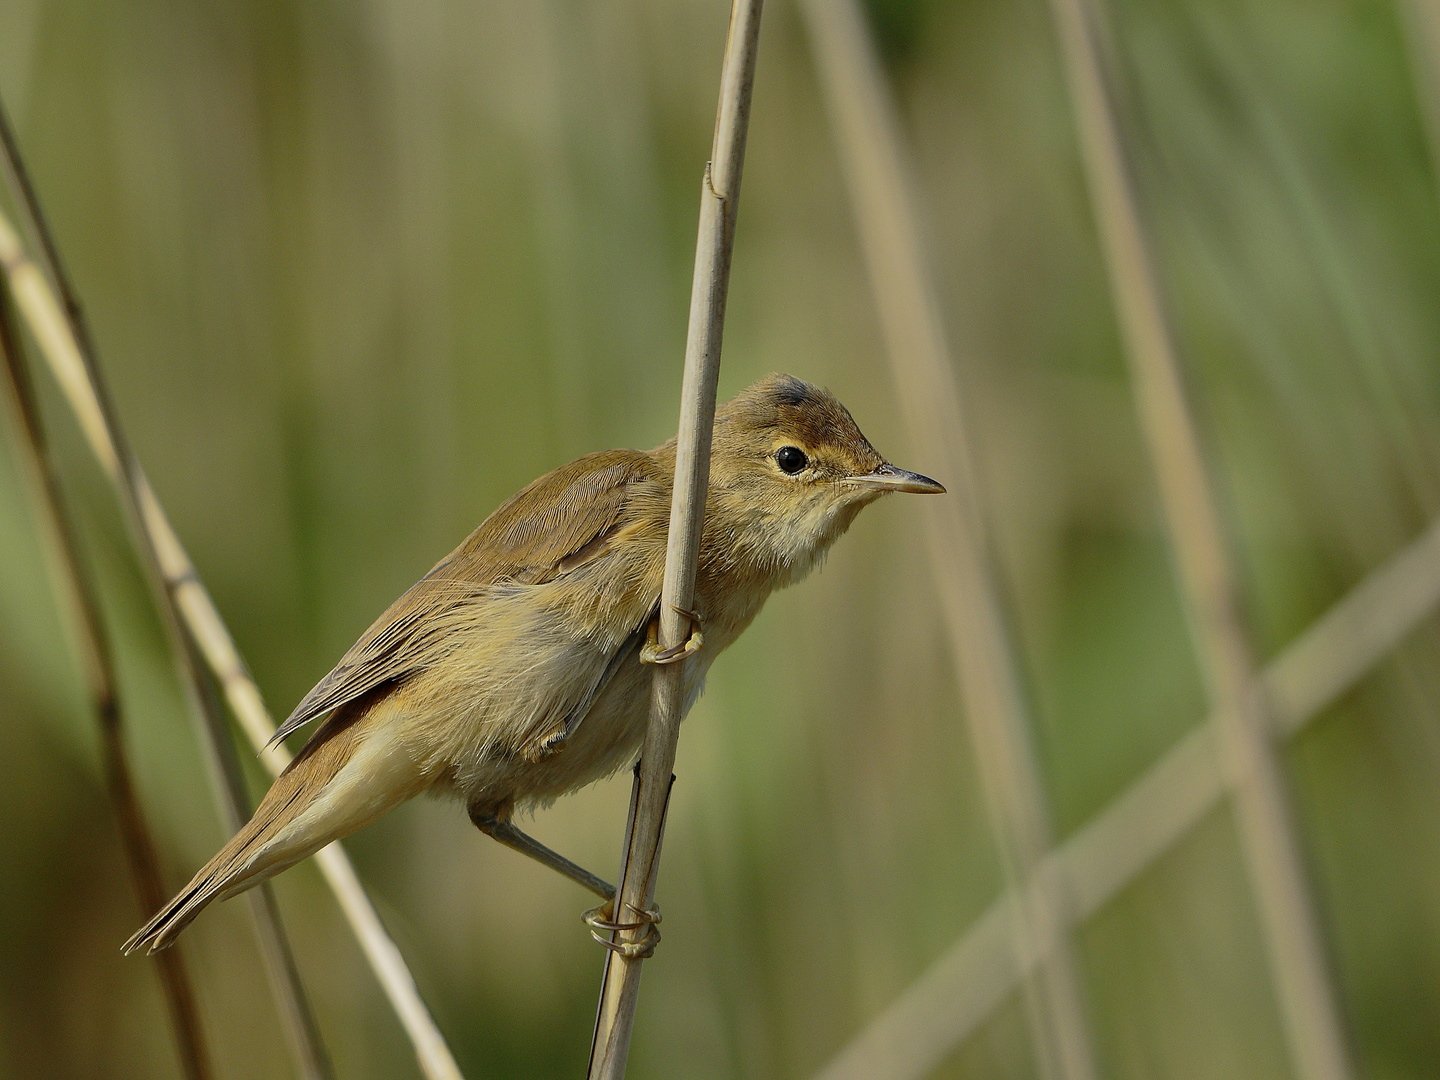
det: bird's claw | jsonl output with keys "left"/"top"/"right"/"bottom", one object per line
{"left": 640, "top": 606, "right": 704, "bottom": 666}
{"left": 583, "top": 900, "right": 662, "bottom": 958}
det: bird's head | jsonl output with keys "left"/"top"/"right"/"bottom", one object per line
{"left": 705, "top": 373, "right": 944, "bottom": 584}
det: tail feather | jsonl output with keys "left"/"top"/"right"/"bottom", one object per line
{"left": 123, "top": 785, "right": 313, "bottom": 954}
{"left": 124, "top": 711, "right": 369, "bottom": 955}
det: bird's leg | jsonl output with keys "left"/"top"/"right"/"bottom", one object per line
{"left": 640, "top": 604, "right": 704, "bottom": 666}
{"left": 579, "top": 760, "right": 670, "bottom": 959}
{"left": 468, "top": 805, "right": 615, "bottom": 901}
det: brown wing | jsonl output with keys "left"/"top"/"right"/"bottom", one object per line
{"left": 267, "top": 449, "right": 656, "bottom": 748}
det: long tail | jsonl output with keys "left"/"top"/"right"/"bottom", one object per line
{"left": 124, "top": 707, "right": 414, "bottom": 954}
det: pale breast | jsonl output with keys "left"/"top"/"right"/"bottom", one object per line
{"left": 434, "top": 636, "right": 717, "bottom": 811}
{"left": 399, "top": 542, "right": 777, "bottom": 813}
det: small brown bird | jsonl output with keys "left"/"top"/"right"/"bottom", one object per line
{"left": 125, "top": 373, "right": 942, "bottom": 954}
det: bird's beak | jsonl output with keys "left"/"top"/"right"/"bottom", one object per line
{"left": 843, "top": 462, "right": 946, "bottom": 494}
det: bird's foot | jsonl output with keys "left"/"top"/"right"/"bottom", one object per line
{"left": 583, "top": 899, "right": 662, "bottom": 959}
{"left": 640, "top": 605, "right": 703, "bottom": 666}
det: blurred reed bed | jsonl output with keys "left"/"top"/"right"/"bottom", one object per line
{"left": 1, "top": 1, "right": 1439, "bottom": 1079}
{"left": 799, "top": 2, "right": 1098, "bottom": 1078}
{"left": 1048, "top": 0, "right": 1356, "bottom": 1077}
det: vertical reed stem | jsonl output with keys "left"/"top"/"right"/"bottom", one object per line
{"left": 1044, "top": 2, "right": 1357, "bottom": 1079}
{"left": 586, "top": 3, "right": 763, "bottom": 1075}
{"left": 0, "top": 283, "right": 214, "bottom": 1080}
{"left": 796, "top": 2, "right": 1101, "bottom": 1077}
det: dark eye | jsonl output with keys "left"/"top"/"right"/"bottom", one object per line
{"left": 775, "top": 446, "right": 808, "bottom": 474}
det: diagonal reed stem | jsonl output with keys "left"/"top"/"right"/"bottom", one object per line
{"left": 796, "top": 1, "right": 1099, "bottom": 1078}
{"left": 0, "top": 110, "right": 461, "bottom": 1080}
{"left": 815, "top": 508, "right": 1440, "bottom": 1080}
{"left": 586, "top": 3, "right": 763, "bottom": 1076}
{"left": 0, "top": 265, "right": 214, "bottom": 1080}
{"left": 0, "top": 101, "right": 334, "bottom": 1080}
{"left": 1046, "top": 2, "right": 1355, "bottom": 1078}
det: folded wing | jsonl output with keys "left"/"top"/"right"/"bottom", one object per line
{"left": 268, "top": 449, "right": 659, "bottom": 749}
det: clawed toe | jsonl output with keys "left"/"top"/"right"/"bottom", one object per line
{"left": 583, "top": 900, "right": 662, "bottom": 958}
{"left": 640, "top": 606, "right": 704, "bottom": 666}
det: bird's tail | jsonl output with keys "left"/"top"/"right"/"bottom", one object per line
{"left": 124, "top": 710, "right": 390, "bottom": 955}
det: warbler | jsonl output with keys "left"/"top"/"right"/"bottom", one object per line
{"left": 125, "top": 373, "right": 942, "bottom": 954}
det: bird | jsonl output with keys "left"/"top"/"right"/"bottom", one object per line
{"left": 124, "top": 373, "right": 943, "bottom": 955}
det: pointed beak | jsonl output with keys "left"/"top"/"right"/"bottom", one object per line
{"left": 843, "top": 462, "right": 946, "bottom": 494}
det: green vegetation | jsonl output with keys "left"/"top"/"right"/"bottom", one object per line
{"left": 0, "top": 0, "right": 1437, "bottom": 1076}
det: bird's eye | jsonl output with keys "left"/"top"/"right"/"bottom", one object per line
{"left": 775, "top": 446, "right": 808, "bottom": 474}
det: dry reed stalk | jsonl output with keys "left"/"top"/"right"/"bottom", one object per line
{"left": 0, "top": 108, "right": 333, "bottom": 1080}
{"left": 0, "top": 278, "right": 214, "bottom": 1080}
{"left": 816, "top": 510, "right": 1440, "bottom": 1080}
{"left": 1050, "top": 2, "right": 1356, "bottom": 1078}
{"left": 586, "top": 2, "right": 763, "bottom": 1075}
{"left": 796, "top": 1, "right": 1099, "bottom": 1077}
{"left": 0, "top": 122, "right": 461, "bottom": 1080}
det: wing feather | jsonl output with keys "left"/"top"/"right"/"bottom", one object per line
{"left": 268, "top": 450, "right": 656, "bottom": 748}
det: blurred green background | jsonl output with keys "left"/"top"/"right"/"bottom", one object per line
{"left": 2, "top": 0, "right": 1440, "bottom": 1077}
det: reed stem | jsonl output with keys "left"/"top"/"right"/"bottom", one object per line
{"left": 586, "top": 3, "right": 763, "bottom": 1076}
{"left": 0, "top": 103, "right": 461, "bottom": 1080}
{"left": 0, "top": 263, "right": 214, "bottom": 1080}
